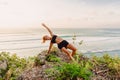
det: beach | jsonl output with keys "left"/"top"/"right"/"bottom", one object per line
{"left": 0, "top": 28, "right": 120, "bottom": 57}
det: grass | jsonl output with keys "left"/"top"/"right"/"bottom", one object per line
{"left": 0, "top": 51, "right": 120, "bottom": 80}
{"left": 45, "top": 51, "right": 120, "bottom": 80}
{"left": 0, "top": 52, "right": 35, "bottom": 80}
{"left": 90, "top": 54, "right": 120, "bottom": 79}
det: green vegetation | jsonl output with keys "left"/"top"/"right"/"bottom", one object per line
{"left": 0, "top": 52, "right": 35, "bottom": 80}
{"left": 45, "top": 53, "right": 93, "bottom": 80}
{"left": 0, "top": 51, "right": 120, "bottom": 80}
{"left": 46, "top": 54, "right": 61, "bottom": 62}
{"left": 45, "top": 53, "right": 61, "bottom": 62}
{"left": 45, "top": 51, "right": 120, "bottom": 80}
{"left": 46, "top": 62, "right": 92, "bottom": 80}
{"left": 90, "top": 54, "right": 120, "bottom": 79}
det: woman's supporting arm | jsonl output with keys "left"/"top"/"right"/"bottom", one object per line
{"left": 47, "top": 42, "right": 53, "bottom": 54}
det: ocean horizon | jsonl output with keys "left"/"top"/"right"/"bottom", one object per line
{"left": 0, "top": 28, "right": 120, "bottom": 57}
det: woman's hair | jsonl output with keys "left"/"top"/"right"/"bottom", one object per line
{"left": 42, "top": 35, "right": 50, "bottom": 43}
{"left": 42, "top": 36, "right": 46, "bottom": 43}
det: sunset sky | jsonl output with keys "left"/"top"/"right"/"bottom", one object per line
{"left": 0, "top": 0, "right": 120, "bottom": 28}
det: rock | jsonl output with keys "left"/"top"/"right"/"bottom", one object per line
{"left": 0, "top": 60, "right": 7, "bottom": 70}
{"left": 17, "top": 49, "right": 71, "bottom": 80}
{"left": 34, "top": 51, "right": 47, "bottom": 66}
{"left": 0, "top": 60, "right": 8, "bottom": 79}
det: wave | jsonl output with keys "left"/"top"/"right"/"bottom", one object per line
{"left": 0, "top": 32, "right": 120, "bottom": 43}
{"left": 84, "top": 49, "right": 120, "bottom": 54}
{"left": 0, "top": 38, "right": 40, "bottom": 43}
{"left": 0, "top": 46, "right": 48, "bottom": 51}
{"left": 0, "top": 28, "right": 119, "bottom": 57}
{"left": 76, "top": 37, "right": 120, "bottom": 42}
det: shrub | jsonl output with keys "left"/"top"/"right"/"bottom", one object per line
{"left": 0, "top": 52, "right": 35, "bottom": 80}
{"left": 46, "top": 53, "right": 61, "bottom": 62}
{"left": 90, "top": 54, "right": 120, "bottom": 79}
{"left": 46, "top": 62, "right": 92, "bottom": 80}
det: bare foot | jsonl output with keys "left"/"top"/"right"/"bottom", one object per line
{"left": 69, "top": 55, "right": 75, "bottom": 61}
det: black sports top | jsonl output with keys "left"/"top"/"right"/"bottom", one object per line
{"left": 51, "top": 35, "right": 69, "bottom": 49}
{"left": 51, "top": 35, "right": 57, "bottom": 43}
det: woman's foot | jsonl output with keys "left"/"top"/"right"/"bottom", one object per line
{"left": 69, "top": 55, "right": 75, "bottom": 61}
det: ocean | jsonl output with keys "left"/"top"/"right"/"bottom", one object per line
{"left": 0, "top": 28, "right": 120, "bottom": 57}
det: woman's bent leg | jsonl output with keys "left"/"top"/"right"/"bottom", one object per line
{"left": 67, "top": 44, "right": 77, "bottom": 56}
{"left": 61, "top": 47, "right": 75, "bottom": 61}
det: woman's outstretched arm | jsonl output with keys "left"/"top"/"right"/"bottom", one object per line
{"left": 42, "top": 23, "right": 53, "bottom": 36}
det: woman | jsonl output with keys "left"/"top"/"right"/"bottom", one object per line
{"left": 42, "top": 23, "right": 77, "bottom": 61}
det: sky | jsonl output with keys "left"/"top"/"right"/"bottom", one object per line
{"left": 0, "top": 0, "right": 120, "bottom": 29}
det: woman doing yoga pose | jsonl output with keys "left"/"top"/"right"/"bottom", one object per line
{"left": 42, "top": 23, "right": 77, "bottom": 60}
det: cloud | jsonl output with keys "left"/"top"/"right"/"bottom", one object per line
{"left": 0, "top": 0, "right": 120, "bottom": 28}
{"left": 81, "top": 0, "right": 120, "bottom": 5}
{"left": 0, "top": 0, "right": 8, "bottom": 5}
